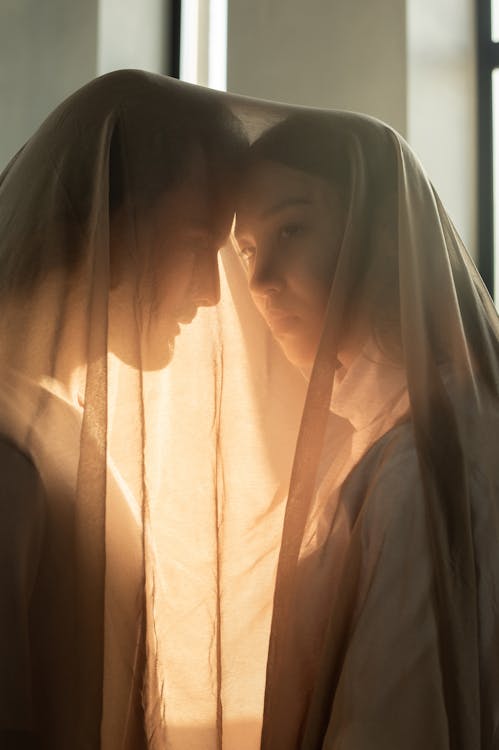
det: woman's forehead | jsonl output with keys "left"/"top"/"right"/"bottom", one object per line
{"left": 235, "top": 160, "right": 341, "bottom": 233}
{"left": 237, "top": 162, "right": 320, "bottom": 216}
{"left": 242, "top": 160, "right": 314, "bottom": 195}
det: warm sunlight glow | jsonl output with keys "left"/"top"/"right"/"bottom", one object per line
{"left": 493, "top": 0, "right": 499, "bottom": 42}
{"left": 208, "top": 0, "right": 227, "bottom": 90}
{"left": 180, "top": 0, "right": 227, "bottom": 90}
{"left": 180, "top": 0, "right": 200, "bottom": 84}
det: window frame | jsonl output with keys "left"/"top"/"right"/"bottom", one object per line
{"left": 477, "top": 0, "right": 498, "bottom": 295}
{"left": 168, "top": 0, "right": 182, "bottom": 78}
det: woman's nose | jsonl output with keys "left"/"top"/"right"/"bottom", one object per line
{"left": 248, "top": 248, "right": 284, "bottom": 296}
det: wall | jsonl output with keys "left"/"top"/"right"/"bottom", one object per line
{"left": 0, "top": 0, "right": 169, "bottom": 171}
{"left": 227, "top": 0, "right": 477, "bottom": 256}
{"left": 227, "top": 0, "right": 407, "bottom": 135}
{"left": 407, "top": 0, "right": 477, "bottom": 253}
{"left": 0, "top": 0, "right": 478, "bottom": 255}
{"left": 97, "top": 0, "right": 168, "bottom": 75}
{"left": 0, "top": 0, "right": 98, "bottom": 169}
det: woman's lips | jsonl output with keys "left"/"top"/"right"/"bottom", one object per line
{"left": 266, "top": 311, "right": 300, "bottom": 334}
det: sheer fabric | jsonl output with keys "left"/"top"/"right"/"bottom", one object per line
{"left": 235, "top": 111, "right": 499, "bottom": 750}
{"left": 0, "top": 71, "right": 305, "bottom": 749}
{"left": 0, "top": 70, "right": 497, "bottom": 750}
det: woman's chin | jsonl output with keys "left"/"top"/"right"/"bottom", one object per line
{"left": 269, "top": 319, "right": 320, "bottom": 371}
{"left": 277, "top": 337, "right": 318, "bottom": 371}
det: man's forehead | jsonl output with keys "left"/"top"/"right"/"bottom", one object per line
{"left": 157, "top": 178, "right": 232, "bottom": 219}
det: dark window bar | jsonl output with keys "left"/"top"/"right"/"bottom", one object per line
{"left": 169, "top": 0, "right": 182, "bottom": 79}
{"left": 477, "top": 0, "right": 496, "bottom": 294}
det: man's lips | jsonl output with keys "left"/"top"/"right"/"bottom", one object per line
{"left": 167, "top": 305, "right": 198, "bottom": 338}
{"left": 175, "top": 307, "right": 198, "bottom": 325}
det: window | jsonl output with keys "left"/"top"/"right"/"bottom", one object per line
{"left": 168, "top": 0, "right": 228, "bottom": 90}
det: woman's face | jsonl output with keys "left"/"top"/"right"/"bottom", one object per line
{"left": 235, "top": 160, "right": 345, "bottom": 369}
{"left": 110, "top": 173, "right": 232, "bottom": 370}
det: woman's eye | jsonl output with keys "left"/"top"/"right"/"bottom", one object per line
{"left": 279, "top": 223, "right": 306, "bottom": 240}
{"left": 239, "top": 245, "right": 256, "bottom": 262}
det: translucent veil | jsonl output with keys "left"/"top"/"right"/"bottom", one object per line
{"left": 0, "top": 71, "right": 306, "bottom": 749}
{"left": 241, "top": 112, "right": 499, "bottom": 749}
{"left": 0, "top": 70, "right": 497, "bottom": 750}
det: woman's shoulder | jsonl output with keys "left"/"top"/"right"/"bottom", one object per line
{"left": 343, "top": 419, "right": 419, "bottom": 498}
{"left": 342, "top": 407, "right": 498, "bottom": 533}
{"left": 332, "top": 420, "right": 421, "bottom": 538}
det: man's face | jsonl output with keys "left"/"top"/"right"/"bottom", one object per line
{"left": 110, "top": 174, "right": 232, "bottom": 370}
{"left": 234, "top": 160, "right": 344, "bottom": 370}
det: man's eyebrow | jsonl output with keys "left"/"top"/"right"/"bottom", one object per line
{"left": 260, "top": 196, "right": 313, "bottom": 219}
{"left": 181, "top": 212, "right": 209, "bottom": 225}
{"left": 180, "top": 217, "right": 212, "bottom": 233}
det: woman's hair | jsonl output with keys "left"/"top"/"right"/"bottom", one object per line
{"left": 244, "top": 113, "right": 402, "bottom": 362}
{"left": 246, "top": 114, "right": 353, "bottom": 193}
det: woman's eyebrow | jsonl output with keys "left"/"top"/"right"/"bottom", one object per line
{"left": 261, "top": 196, "right": 313, "bottom": 219}
{"left": 233, "top": 195, "right": 313, "bottom": 240}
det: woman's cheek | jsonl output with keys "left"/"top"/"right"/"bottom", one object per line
{"left": 294, "top": 245, "right": 331, "bottom": 309}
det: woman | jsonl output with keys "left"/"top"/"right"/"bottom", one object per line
{"left": 234, "top": 113, "right": 499, "bottom": 748}
{"left": 0, "top": 69, "right": 247, "bottom": 748}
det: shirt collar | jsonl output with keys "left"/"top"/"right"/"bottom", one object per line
{"left": 331, "top": 339, "right": 408, "bottom": 432}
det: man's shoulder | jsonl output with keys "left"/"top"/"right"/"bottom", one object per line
{"left": 0, "top": 435, "right": 43, "bottom": 501}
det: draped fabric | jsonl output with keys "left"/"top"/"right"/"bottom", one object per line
{"left": 234, "top": 112, "right": 499, "bottom": 750}
{"left": 0, "top": 70, "right": 497, "bottom": 750}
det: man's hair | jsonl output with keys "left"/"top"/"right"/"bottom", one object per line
{"left": 0, "top": 76, "right": 248, "bottom": 296}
